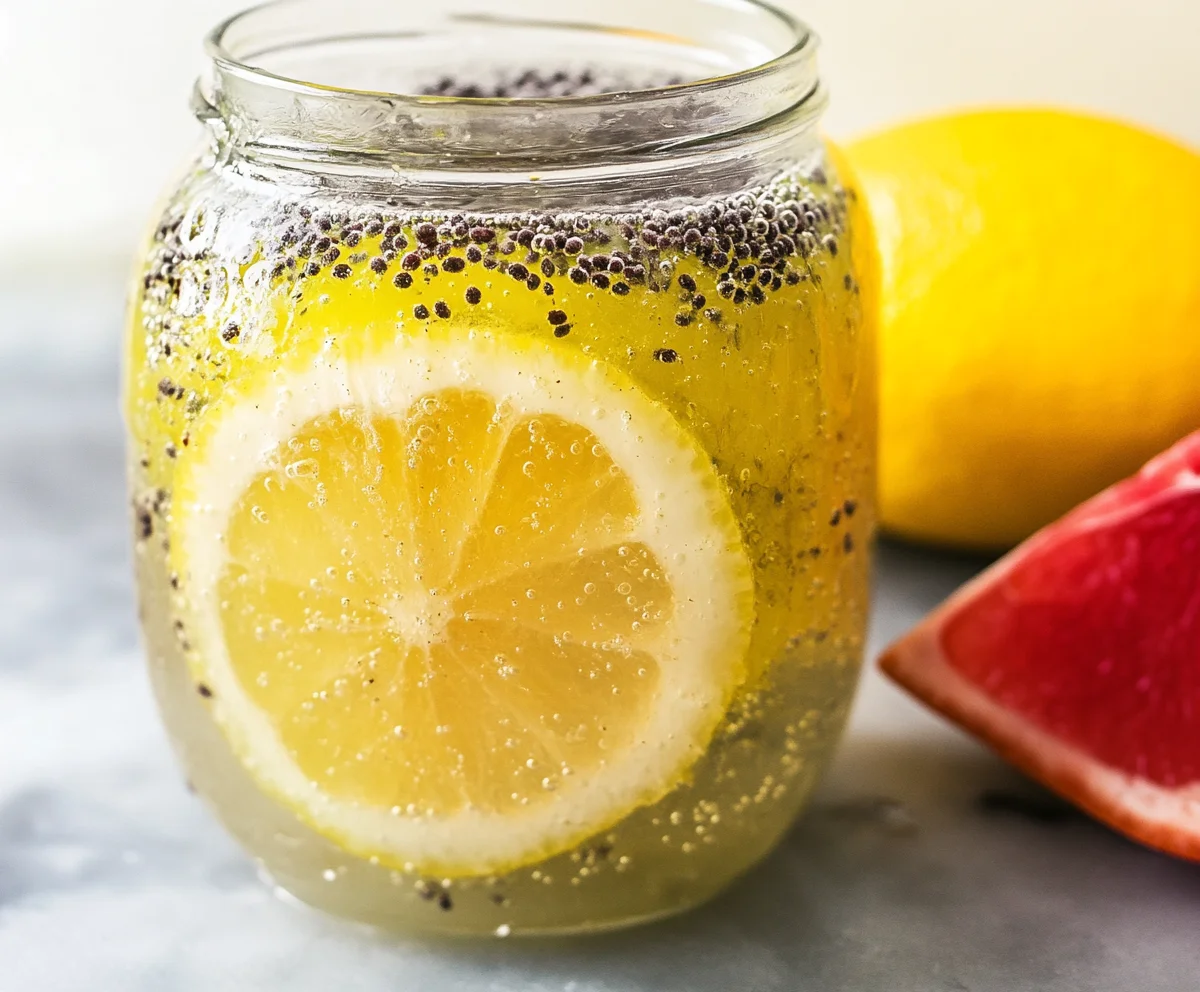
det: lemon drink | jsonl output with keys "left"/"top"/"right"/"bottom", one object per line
{"left": 127, "top": 47, "right": 877, "bottom": 934}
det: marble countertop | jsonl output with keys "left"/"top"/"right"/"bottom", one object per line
{"left": 4, "top": 290, "right": 1198, "bottom": 991}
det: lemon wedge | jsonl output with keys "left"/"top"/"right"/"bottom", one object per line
{"left": 171, "top": 333, "right": 753, "bottom": 876}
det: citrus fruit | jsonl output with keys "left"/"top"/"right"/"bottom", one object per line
{"left": 171, "top": 332, "right": 754, "bottom": 876}
{"left": 846, "top": 109, "right": 1200, "bottom": 549}
{"left": 881, "top": 430, "right": 1200, "bottom": 861}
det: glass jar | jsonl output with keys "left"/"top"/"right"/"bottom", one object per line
{"left": 126, "top": 0, "right": 877, "bottom": 937}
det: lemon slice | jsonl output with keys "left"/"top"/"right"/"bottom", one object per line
{"left": 172, "top": 333, "right": 753, "bottom": 876}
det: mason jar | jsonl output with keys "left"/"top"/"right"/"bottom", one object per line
{"left": 125, "top": 0, "right": 878, "bottom": 937}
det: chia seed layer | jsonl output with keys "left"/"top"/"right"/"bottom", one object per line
{"left": 141, "top": 162, "right": 853, "bottom": 358}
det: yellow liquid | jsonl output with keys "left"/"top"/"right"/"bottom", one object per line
{"left": 127, "top": 149, "right": 877, "bottom": 934}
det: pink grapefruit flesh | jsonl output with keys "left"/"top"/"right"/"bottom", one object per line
{"left": 881, "top": 430, "right": 1200, "bottom": 860}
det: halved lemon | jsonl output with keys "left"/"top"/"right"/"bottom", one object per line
{"left": 171, "top": 333, "right": 754, "bottom": 876}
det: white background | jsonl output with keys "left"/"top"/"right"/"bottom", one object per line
{"left": 1, "top": 0, "right": 1197, "bottom": 284}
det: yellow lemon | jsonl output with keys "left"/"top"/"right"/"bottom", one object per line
{"left": 846, "top": 109, "right": 1200, "bottom": 549}
{"left": 171, "top": 331, "right": 753, "bottom": 876}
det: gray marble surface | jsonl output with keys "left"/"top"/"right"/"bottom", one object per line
{"left": 4, "top": 289, "right": 1199, "bottom": 991}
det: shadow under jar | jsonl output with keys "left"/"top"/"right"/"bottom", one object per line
{"left": 125, "top": 0, "right": 878, "bottom": 937}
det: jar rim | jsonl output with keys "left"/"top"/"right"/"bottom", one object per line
{"left": 195, "top": 0, "right": 825, "bottom": 181}
{"left": 205, "top": 0, "right": 815, "bottom": 108}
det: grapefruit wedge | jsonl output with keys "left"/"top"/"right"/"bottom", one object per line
{"left": 881, "top": 430, "right": 1200, "bottom": 860}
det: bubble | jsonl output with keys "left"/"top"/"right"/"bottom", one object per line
{"left": 251, "top": 505, "right": 269, "bottom": 524}
{"left": 285, "top": 458, "right": 319, "bottom": 479}
{"left": 616, "top": 582, "right": 632, "bottom": 596}
{"left": 179, "top": 201, "right": 217, "bottom": 256}
{"left": 205, "top": 264, "right": 233, "bottom": 317}
{"left": 522, "top": 461, "right": 535, "bottom": 477}
{"left": 583, "top": 582, "right": 597, "bottom": 595}
{"left": 174, "top": 269, "right": 207, "bottom": 318}
{"left": 242, "top": 259, "right": 274, "bottom": 294}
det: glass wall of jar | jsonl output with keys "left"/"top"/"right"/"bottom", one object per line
{"left": 126, "top": 0, "right": 878, "bottom": 937}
